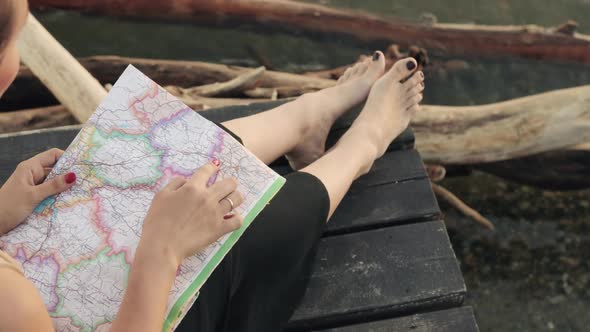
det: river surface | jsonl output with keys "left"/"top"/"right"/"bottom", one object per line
{"left": 34, "top": 1, "right": 590, "bottom": 331}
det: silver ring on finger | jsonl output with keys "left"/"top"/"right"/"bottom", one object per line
{"left": 223, "top": 196, "right": 235, "bottom": 213}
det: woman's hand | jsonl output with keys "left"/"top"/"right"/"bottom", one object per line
{"left": 139, "top": 159, "right": 244, "bottom": 268}
{"left": 113, "top": 160, "right": 244, "bottom": 332}
{"left": 0, "top": 148, "right": 76, "bottom": 235}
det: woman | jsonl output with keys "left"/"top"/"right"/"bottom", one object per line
{"left": 0, "top": 1, "right": 424, "bottom": 331}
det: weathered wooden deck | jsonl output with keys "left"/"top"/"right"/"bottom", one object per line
{"left": 0, "top": 101, "right": 478, "bottom": 331}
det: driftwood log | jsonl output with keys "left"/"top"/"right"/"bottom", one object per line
{"left": 169, "top": 66, "right": 266, "bottom": 97}
{"left": 16, "top": 14, "right": 107, "bottom": 121}
{"left": 413, "top": 85, "right": 590, "bottom": 164}
{"left": 0, "top": 56, "right": 334, "bottom": 110}
{"left": 29, "top": 0, "right": 590, "bottom": 64}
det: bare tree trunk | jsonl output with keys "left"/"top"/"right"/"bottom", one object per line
{"left": 30, "top": 0, "right": 590, "bottom": 64}
{"left": 16, "top": 14, "right": 107, "bottom": 121}
{"left": 63, "top": 56, "right": 334, "bottom": 89}
{"left": 175, "top": 66, "right": 266, "bottom": 97}
{"left": 413, "top": 85, "right": 590, "bottom": 164}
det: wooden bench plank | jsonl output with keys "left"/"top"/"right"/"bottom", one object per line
{"left": 287, "top": 221, "right": 466, "bottom": 330}
{"left": 274, "top": 149, "right": 441, "bottom": 235}
{"left": 272, "top": 149, "right": 426, "bottom": 186}
{"left": 316, "top": 307, "right": 479, "bottom": 332}
{"left": 326, "top": 178, "right": 440, "bottom": 235}
{"left": 350, "top": 149, "right": 427, "bottom": 189}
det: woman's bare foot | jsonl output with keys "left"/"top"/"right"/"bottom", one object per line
{"left": 337, "top": 56, "right": 372, "bottom": 84}
{"left": 285, "top": 52, "right": 386, "bottom": 170}
{"left": 338, "top": 57, "right": 424, "bottom": 176}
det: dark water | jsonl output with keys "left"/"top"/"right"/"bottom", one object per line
{"left": 34, "top": 1, "right": 590, "bottom": 331}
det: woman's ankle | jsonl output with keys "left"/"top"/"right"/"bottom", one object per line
{"left": 332, "top": 132, "right": 378, "bottom": 178}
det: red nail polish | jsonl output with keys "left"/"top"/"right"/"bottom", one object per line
{"left": 212, "top": 159, "right": 220, "bottom": 167}
{"left": 224, "top": 214, "right": 234, "bottom": 220}
{"left": 65, "top": 172, "right": 76, "bottom": 184}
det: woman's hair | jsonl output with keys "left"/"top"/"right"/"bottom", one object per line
{"left": 0, "top": 0, "right": 15, "bottom": 54}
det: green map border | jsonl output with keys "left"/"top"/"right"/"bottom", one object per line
{"left": 162, "top": 176, "right": 286, "bottom": 332}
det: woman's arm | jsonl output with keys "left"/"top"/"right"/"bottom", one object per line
{"left": 0, "top": 268, "right": 54, "bottom": 331}
{"left": 111, "top": 160, "right": 244, "bottom": 331}
{"left": 110, "top": 240, "right": 177, "bottom": 332}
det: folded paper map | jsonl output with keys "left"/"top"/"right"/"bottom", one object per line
{"left": 0, "top": 65, "right": 285, "bottom": 332}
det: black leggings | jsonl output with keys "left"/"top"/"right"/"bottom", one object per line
{"left": 176, "top": 125, "right": 330, "bottom": 332}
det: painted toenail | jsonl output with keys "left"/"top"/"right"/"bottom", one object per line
{"left": 406, "top": 61, "right": 416, "bottom": 70}
{"left": 373, "top": 52, "right": 380, "bottom": 61}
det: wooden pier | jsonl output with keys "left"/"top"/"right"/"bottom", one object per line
{"left": 0, "top": 100, "right": 479, "bottom": 331}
